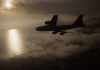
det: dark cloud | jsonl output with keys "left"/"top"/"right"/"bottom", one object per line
{"left": 9, "top": 0, "right": 100, "bottom": 15}
{"left": 0, "top": 30, "right": 100, "bottom": 69}
{"left": 1, "top": 0, "right": 100, "bottom": 30}
{"left": 75, "top": 18, "right": 100, "bottom": 35}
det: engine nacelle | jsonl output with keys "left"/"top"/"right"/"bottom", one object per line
{"left": 60, "top": 32, "right": 65, "bottom": 35}
{"left": 52, "top": 32, "right": 58, "bottom": 34}
{"left": 45, "top": 21, "right": 51, "bottom": 25}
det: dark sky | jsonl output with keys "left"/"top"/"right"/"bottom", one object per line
{"left": 0, "top": 0, "right": 100, "bottom": 70}
{"left": 0, "top": 0, "right": 100, "bottom": 29}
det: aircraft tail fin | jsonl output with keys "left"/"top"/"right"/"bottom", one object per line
{"left": 50, "top": 15, "right": 58, "bottom": 27}
{"left": 45, "top": 15, "right": 58, "bottom": 27}
{"left": 72, "top": 15, "right": 84, "bottom": 27}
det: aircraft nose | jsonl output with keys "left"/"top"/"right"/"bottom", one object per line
{"left": 35, "top": 27, "right": 42, "bottom": 31}
{"left": 35, "top": 28, "right": 38, "bottom": 30}
{"left": 35, "top": 27, "right": 39, "bottom": 31}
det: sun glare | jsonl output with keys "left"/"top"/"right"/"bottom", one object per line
{"left": 5, "top": 0, "right": 13, "bottom": 8}
{"left": 6, "top": 2, "right": 11, "bottom": 6}
{"left": 6, "top": 2, "right": 11, "bottom": 8}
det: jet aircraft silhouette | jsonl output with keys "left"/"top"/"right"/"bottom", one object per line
{"left": 35, "top": 15, "right": 85, "bottom": 35}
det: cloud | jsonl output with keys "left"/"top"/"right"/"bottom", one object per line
{"left": 1, "top": 0, "right": 100, "bottom": 31}
{"left": 8, "top": 26, "right": 99, "bottom": 59}
{"left": 0, "top": 27, "right": 100, "bottom": 69}
{"left": 2, "top": 0, "right": 100, "bottom": 17}
{"left": 2, "top": 0, "right": 100, "bottom": 16}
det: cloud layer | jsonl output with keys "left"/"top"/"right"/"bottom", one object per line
{"left": 0, "top": 26, "right": 100, "bottom": 70}
{"left": 1, "top": 0, "right": 100, "bottom": 16}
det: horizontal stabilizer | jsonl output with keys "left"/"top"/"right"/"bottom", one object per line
{"left": 45, "top": 15, "right": 58, "bottom": 27}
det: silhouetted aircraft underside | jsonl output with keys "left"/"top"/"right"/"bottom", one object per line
{"left": 35, "top": 15, "right": 85, "bottom": 35}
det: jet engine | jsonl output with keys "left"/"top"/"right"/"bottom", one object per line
{"left": 52, "top": 31, "right": 57, "bottom": 34}
{"left": 60, "top": 32, "right": 65, "bottom": 35}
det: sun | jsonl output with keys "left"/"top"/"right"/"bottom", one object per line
{"left": 6, "top": 2, "right": 12, "bottom": 8}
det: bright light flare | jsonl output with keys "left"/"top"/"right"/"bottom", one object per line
{"left": 5, "top": 1, "right": 12, "bottom": 8}
{"left": 8, "top": 29, "right": 22, "bottom": 56}
{"left": 6, "top": 2, "right": 11, "bottom": 7}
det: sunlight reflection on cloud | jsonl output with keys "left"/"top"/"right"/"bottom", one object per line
{"left": 7, "top": 29, "right": 23, "bottom": 57}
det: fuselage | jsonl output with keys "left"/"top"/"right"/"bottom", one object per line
{"left": 35, "top": 25, "right": 82, "bottom": 31}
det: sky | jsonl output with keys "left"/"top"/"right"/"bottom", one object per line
{"left": 0, "top": 0, "right": 100, "bottom": 70}
{"left": 0, "top": 0, "right": 100, "bottom": 29}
